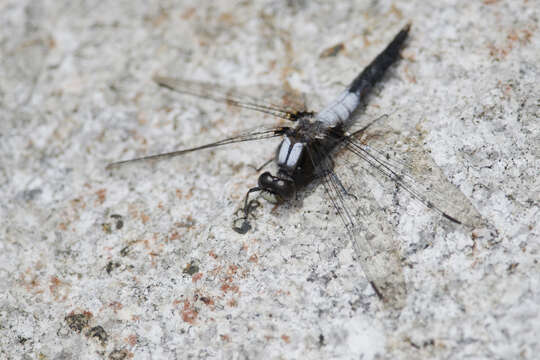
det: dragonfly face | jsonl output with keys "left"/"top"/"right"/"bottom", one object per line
{"left": 257, "top": 171, "right": 295, "bottom": 203}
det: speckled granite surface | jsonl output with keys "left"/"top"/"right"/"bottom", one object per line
{"left": 1, "top": 1, "right": 538, "bottom": 359}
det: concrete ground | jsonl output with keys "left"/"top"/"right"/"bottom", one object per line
{"left": 1, "top": 0, "right": 538, "bottom": 359}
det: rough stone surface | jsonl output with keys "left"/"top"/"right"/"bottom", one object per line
{"left": 1, "top": 1, "right": 538, "bottom": 359}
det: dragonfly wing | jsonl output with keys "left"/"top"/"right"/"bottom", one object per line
{"left": 340, "top": 117, "right": 485, "bottom": 229}
{"left": 106, "top": 126, "right": 288, "bottom": 169}
{"left": 153, "top": 75, "right": 309, "bottom": 121}
{"left": 309, "top": 146, "right": 407, "bottom": 310}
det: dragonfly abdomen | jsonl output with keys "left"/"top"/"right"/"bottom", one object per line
{"left": 316, "top": 24, "right": 410, "bottom": 129}
{"left": 348, "top": 23, "right": 410, "bottom": 98}
{"left": 315, "top": 90, "right": 360, "bottom": 127}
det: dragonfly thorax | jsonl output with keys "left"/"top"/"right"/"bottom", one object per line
{"left": 276, "top": 136, "right": 305, "bottom": 172}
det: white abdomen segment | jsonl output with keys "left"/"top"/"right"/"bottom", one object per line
{"left": 315, "top": 90, "right": 360, "bottom": 128}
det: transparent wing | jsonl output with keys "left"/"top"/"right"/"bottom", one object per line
{"left": 153, "top": 75, "right": 311, "bottom": 121}
{"left": 332, "top": 125, "right": 485, "bottom": 229}
{"left": 106, "top": 126, "right": 288, "bottom": 170}
{"left": 308, "top": 146, "right": 407, "bottom": 310}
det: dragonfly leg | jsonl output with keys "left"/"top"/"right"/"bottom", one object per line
{"left": 255, "top": 158, "right": 274, "bottom": 172}
{"left": 232, "top": 187, "right": 261, "bottom": 234}
{"left": 247, "top": 157, "right": 273, "bottom": 173}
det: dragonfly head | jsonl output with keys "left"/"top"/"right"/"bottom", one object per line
{"left": 232, "top": 172, "right": 296, "bottom": 234}
{"left": 258, "top": 171, "right": 296, "bottom": 203}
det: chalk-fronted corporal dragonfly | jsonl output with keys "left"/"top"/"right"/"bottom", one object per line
{"left": 108, "top": 24, "right": 483, "bottom": 309}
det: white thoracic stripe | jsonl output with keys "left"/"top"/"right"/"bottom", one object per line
{"left": 277, "top": 137, "right": 291, "bottom": 166}
{"left": 315, "top": 90, "right": 360, "bottom": 127}
{"left": 287, "top": 143, "right": 303, "bottom": 168}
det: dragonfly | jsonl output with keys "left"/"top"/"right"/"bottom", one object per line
{"left": 107, "top": 24, "right": 483, "bottom": 309}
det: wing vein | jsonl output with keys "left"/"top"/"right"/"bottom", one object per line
{"left": 107, "top": 127, "right": 288, "bottom": 169}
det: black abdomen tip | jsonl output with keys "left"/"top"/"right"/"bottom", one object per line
{"left": 403, "top": 22, "right": 412, "bottom": 33}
